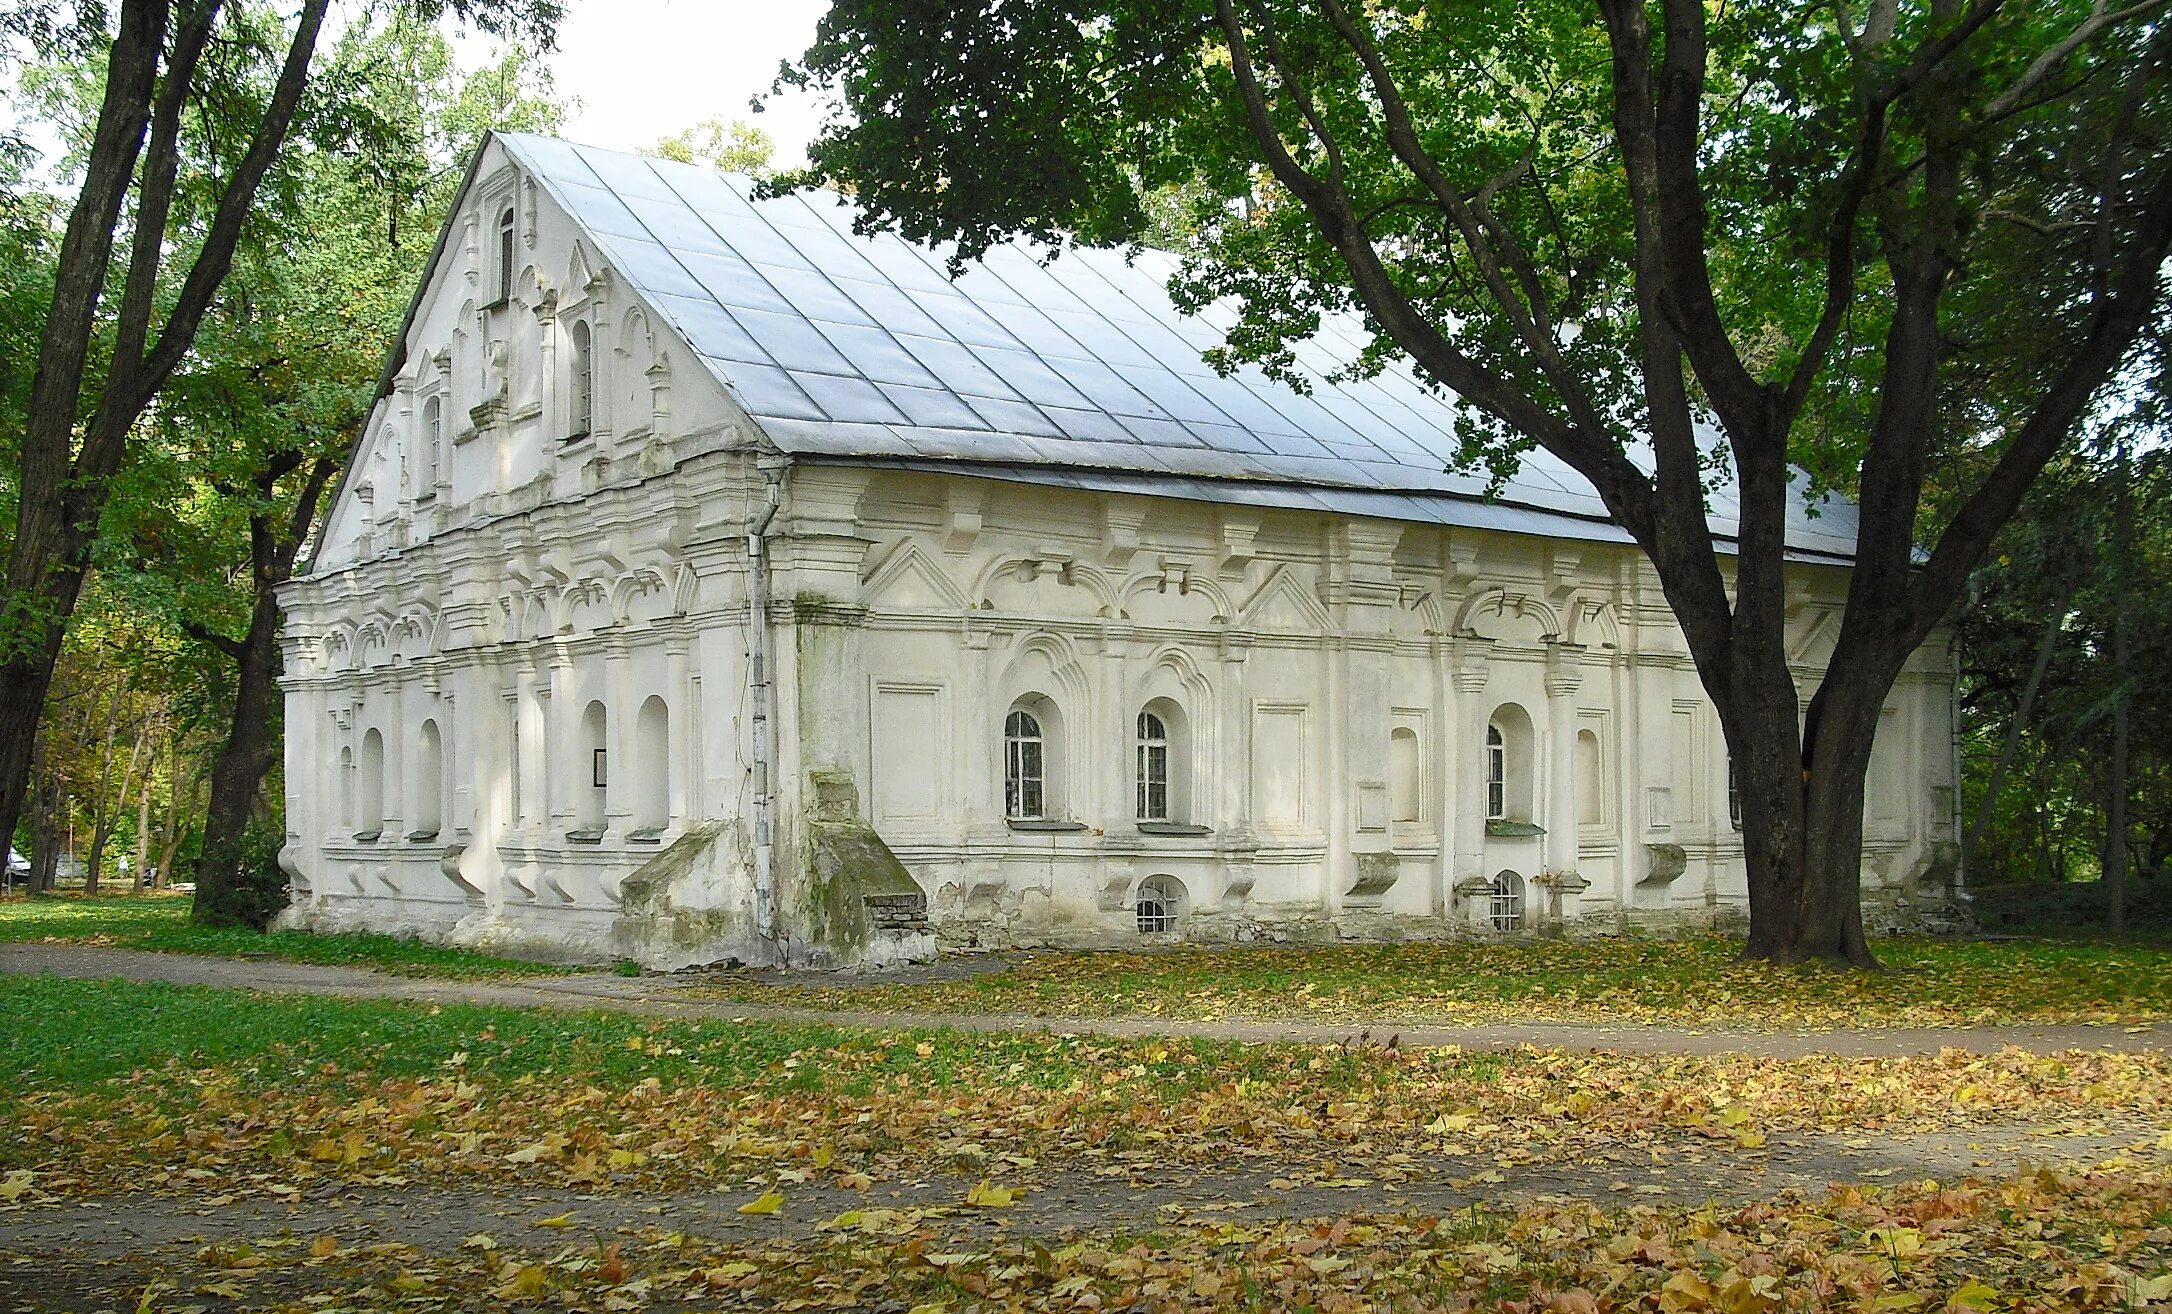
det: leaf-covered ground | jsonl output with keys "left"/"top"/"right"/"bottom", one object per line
{"left": 2, "top": 975, "right": 2170, "bottom": 1308}
{"left": 0, "top": 894, "right": 570, "bottom": 978}
{"left": 691, "top": 936, "right": 2172, "bottom": 1030}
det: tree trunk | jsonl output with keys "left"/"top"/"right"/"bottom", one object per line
{"left": 0, "top": 0, "right": 330, "bottom": 866}
{"left": 82, "top": 678, "right": 129, "bottom": 896}
{"left": 154, "top": 756, "right": 185, "bottom": 890}
{"left": 192, "top": 453, "right": 337, "bottom": 930}
{"left": 192, "top": 583, "right": 288, "bottom": 929}
{"left": 133, "top": 762, "right": 153, "bottom": 893}
{"left": 2105, "top": 444, "right": 2133, "bottom": 934}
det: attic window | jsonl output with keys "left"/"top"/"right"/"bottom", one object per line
{"left": 568, "top": 320, "right": 593, "bottom": 441}
{"left": 497, "top": 205, "right": 516, "bottom": 304}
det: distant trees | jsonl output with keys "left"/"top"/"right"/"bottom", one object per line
{"left": 0, "top": 0, "right": 563, "bottom": 913}
{"left": 2, "top": 5, "right": 563, "bottom": 919}
{"left": 651, "top": 117, "right": 776, "bottom": 176}
{"left": 1960, "top": 445, "right": 2172, "bottom": 917}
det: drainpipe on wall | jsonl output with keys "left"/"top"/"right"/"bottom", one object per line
{"left": 746, "top": 461, "right": 786, "bottom": 953}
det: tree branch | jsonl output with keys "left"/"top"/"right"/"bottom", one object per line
{"left": 127, "top": 0, "right": 331, "bottom": 409}
{"left": 107, "top": 0, "right": 220, "bottom": 400}
{"left": 180, "top": 620, "right": 246, "bottom": 663}
{"left": 1906, "top": 159, "right": 2172, "bottom": 636}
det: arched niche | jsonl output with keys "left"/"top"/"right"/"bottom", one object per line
{"left": 634, "top": 695, "right": 670, "bottom": 831}
{"left": 415, "top": 719, "right": 445, "bottom": 839}
{"left": 578, "top": 700, "right": 608, "bottom": 830}
{"left": 1487, "top": 702, "right": 1537, "bottom": 824}
{"left": 357, "top": 729, "right": 386, "bottom": 839}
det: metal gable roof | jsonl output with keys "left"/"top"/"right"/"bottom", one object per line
{"left": 496, "top": 132, "right": 1860, "bottom": 562}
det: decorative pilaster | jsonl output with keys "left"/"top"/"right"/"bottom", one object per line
{"left": 1543, "top": 641, "right": 1587, "bottom": 886}
{"left": 1449, "top": 635, "right": 1495, "bottom": 881}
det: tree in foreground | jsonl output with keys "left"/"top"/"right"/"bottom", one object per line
{"left": 0, "top": 0, "right": 561, "bottom": 913}
{"left": 780, "top": 0, "right": 2172, "bottom": 964}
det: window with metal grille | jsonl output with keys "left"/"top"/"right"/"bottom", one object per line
{"left": 1728, "top": 759, "right": 1743, "bottom": 830}
{"left": 497, "top": 206, "right": 516, "bottom": 303}
{"left": 1486, "top": 723, "right": 1506, "bottom": 821}
{"left": 1136, "top": 874, "right": 1183, "bottom": 934}
{"left": 1136, "top": 711, "right": 1169, "bottom": 820}
{"left": 1004, "top": 708, "right": 1045, "bottom": 820}
{"left": 1490, "top": 870, "right": 1525, "bottom": 932}
{"left": 569, "top": 320, "right": 594, "bottom": 440}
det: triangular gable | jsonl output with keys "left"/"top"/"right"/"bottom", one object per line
{"left": 861, "top": 539, "right": 972, "bottom": 612}
{"left": 1235, "top": 563, "right": 1334, "bottom": 633}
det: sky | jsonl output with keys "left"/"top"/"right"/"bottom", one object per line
{"left": 519, "top": 0, "right": 834, "bottom": 167}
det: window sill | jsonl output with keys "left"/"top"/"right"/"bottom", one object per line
{"left": 413, "top": 492, "right": 436, "bottom": 506}
{"left": 351, "top": 829, "right": 383, "bottom": 844}
{"left": 563, "top": 431, "right": 592, "bottom": 447}
{"left": 627, "top": 826, "right": 666, "bottom": 844}
{"left": 1137, "top": 822, "right": 1211, "bottom": 837}
{"left": 483, "top": 296, "right": 510, "bottom": 313}
{"left": 565, "top": 827, "right": 606, "bottom": 845}
{"left": 405, "top": 829, "right": 439, "bottom": 843}
{"left": 1006, "top": 819, "right": 1088, "bottom": 833}
{"left": 1485, "top": 819, "right": 1547, "bottom": 838}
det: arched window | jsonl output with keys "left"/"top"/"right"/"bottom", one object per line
{"left": 1136, "top": 874, "right": 1185, "bottom": 934}
{"left": 1136, "top": 710, "right": 1169, "bottom": 820}
{"left": 357, "top": 729, "right": 385, "bottom": 841}
{"left": 1004, "top": 707, "right": 1045, "bottom": 820}
{"left": 1485, "top": 724, "right": 1507, "bottom": 821}
{"left": 568, "top": 319, "right": 594, "bottom": 441}
{"left": 414, "top": 720, "right": 444, "bottom": 840}
{"left": 1390, "top": 726, "right": 1421, "bottom": 823}
{"left": 1490, "top": 870, "right": 1525, "bottom": 932}
{"left": 578, "top": 700, "right": 608, "bottom": 832}
{"left": 634, "top": 695, "right": 669, "bottom": 832}
{"left": 1486, "top": 704, "right": 1537, "bottom": 824}
{"left": 419, "top": 396, "right": 442, "bottom": 496}
{"left": 496, "top": 205, "right": 516, "bottom": 303}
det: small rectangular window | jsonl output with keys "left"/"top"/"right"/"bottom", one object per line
{"left": 497, "top": 205, "right": 516, "bottom": 304}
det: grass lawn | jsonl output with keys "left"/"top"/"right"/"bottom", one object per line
{"left": 0, "top": 893, "right": 571, "bottom": 979}
{"left": 3, "top": 974, "right": 2166, "bottom": 1193}
{"left": 3, "top": 976, "right": 2168, "bottom": 1311}
{"left": 696, "top": 935, "right": 2172, "bottom": 1029}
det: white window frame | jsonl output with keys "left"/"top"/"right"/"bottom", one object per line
{"left": 1486, "top": 723, "right": 1506, "bottom": 821}
{"left": 1004, "top": 708, "right": 1045, "bottom": 820}
{"left": 568, "top": 318, "right": 594, "bottom": 441}
{"left": 496, "top": 205, "right": 517, "bottom": 304}
{"left": 1136, "top": 710, "right": 1169, "bottom": 821}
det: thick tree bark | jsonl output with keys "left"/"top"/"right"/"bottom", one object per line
{"left": 192, "top": 454, "right": 338, "bottom": 929}
{"left": 0, "top": 0, "right": 330, "bottom": 871}
{"left": 1201, "top": 0, "right": 2172, "bottom": 966}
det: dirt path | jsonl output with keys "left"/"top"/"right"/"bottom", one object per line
{"left": 6, "top": 942, "right": 2168, "bottom": 1057}
{"left": 0, "top": 1114, "right": 2157, "bottom": 1308}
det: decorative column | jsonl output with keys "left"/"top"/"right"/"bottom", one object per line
{"left": 587, "top": 274, "right": 615, "bottom": 442}
{"left": 604, "top": 634, "right": 635, "bottom": 837}
{"left": 546, "top": 649, "right": 573, "bottom": 832}
{"left": 1543, "top": 640, "right": 1588, "bottom": 918}
{"left": 666, "top": 636, "right": 693, "bottom": 827}
{"left": 1325, "top": 521, "right": 1404, "bottom": 909}
{"left": 1448, "top": 635, "right": 1495, "bottom": 923}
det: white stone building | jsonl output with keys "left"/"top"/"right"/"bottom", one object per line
{"left": 275, "top": 133, "right": 1964, "bottom": 967}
